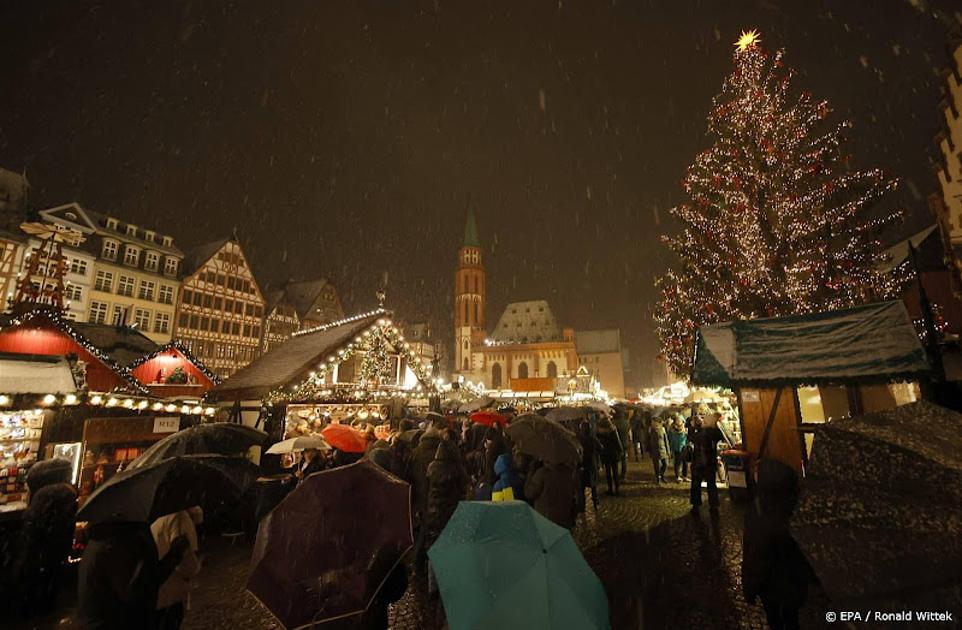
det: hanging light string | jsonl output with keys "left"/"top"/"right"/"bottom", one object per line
{"left": 655, "top": 32, "right": 902, "bottom": 376}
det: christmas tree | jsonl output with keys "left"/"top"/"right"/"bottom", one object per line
{"left": 655, "top": 30, "right": 899, "bottom": 376}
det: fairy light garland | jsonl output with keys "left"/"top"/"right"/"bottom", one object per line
{"left": 126, "top": 341, "right": 222, "bottom": 385}
{"left": 655, "top": 31, "right": 901, "bottom": 376}
{"left": 265, "top": 313, "right": 434, "bottom": 404}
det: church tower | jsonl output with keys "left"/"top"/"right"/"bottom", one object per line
{"left": 454, "top": 207, "right": 486, "bottom": 374}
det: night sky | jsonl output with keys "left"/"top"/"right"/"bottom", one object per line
{"left": 1, "top": 0, "right": 959, "bottom": 386}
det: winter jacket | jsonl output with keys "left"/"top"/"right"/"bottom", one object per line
{"left": 492, "top": 453, "right": 523, "bottom": 498}
{"left": 410, "top": 429, "right": 443, "bottom": 519}
{"left": 667, "top": 426, "right": 688, "bottom": 455}
{"left": 78, "top": 521, "right": 183, "bottom": 630}
{"left": 425, "top": 441, "right": 467, "bottom": 541}
{"left": 523, "top": 463, "right": 579, "bottom": 529}
{"left": 597, "top": 429, "right": 623, "bottom": 465}
{"left": 612, "top": 410, "right": 631, "bottom": 449}
{"left": 9, "top": 482, "right": 77, "bottom": 607}
{"left": 150, "top": 510, "right": 201, "bottom": 609}
{"left": 690, "top": 426, "right": 723, "bottom": 469}
{"left": 648, "top": 423, "right": 671, "bottom": 460}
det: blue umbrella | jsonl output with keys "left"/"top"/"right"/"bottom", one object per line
{"left": 428, "top": 501, "right": 609, "bottom": 630}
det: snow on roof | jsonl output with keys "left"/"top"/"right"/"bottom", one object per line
{"left": 0, "top": 353, "right": 78, "bottom": 394}
{"left": 692, "top": 301, "right": 929, "bottom": 388}
{"left": 210, "top": 311, "right": 383, "bottom": 400}
{"left": 575, "top": 329, "right": 621, "bottom": 354}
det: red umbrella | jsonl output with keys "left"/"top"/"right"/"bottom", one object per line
{"left": 321, "top": 424, "right": 369, "bottom": 453}
{"left": 470, "top": 410, "right": 507, "bottom": 427}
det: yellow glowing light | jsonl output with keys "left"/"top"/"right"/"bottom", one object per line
{"left": 43, "top": 394, "right": 57, "bottom": 405}
{"left": 735, "top": 29, "right": 761, "bottom": 52}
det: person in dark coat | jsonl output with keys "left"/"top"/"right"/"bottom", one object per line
{"left": 689, "top": 414, "right": 724, "bottom": 511}
{"left": 577, "top": 420, "right": 602, "bottom": 510}
{"left": 7, "top": 459, "right": 78, "bottom": 617}
{"left": 424, "top": 437, "right": 468, "bottom": 547}
{"left": 596, "top": 419, "right": 623, "bottom": 496}
{"left": 295, "top": 447, "right": 327, "bottom": 481}
{"left": 482, "top": 427, "right": 507, "bottom": 488}
{"left": 629, "top": 408, "right": 648, "bottom": 462}
{"left": 648, "top": 417, "right": 671, "bottom": 484}
{"left": 742, "top": 460, "right": 816, "bottom": 630}
{"left": 78, "top": 521, "right": 190, "bottom": 629}
{"left": 523, "top": 461, "right": 579, "bottom": 529}
{"left": 410, "top": 420, "right": 445, "bottom": 520}
{"left": 612, "top": 406, "right": 631, "bottom": 481}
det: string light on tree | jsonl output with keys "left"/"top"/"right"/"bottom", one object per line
{"left": 654, "top": 29, "right": 901, "bottom": 376}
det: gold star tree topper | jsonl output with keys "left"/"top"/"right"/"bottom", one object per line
{"left": 735, "top": 29, "right": 761, "bottom": 52}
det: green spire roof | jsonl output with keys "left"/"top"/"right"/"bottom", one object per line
{"left": 463, "top": 206, "right": 480, "bottom": 247}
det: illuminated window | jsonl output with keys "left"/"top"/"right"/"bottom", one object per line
{"left": 102, "top": 241, "right": 118, "bottom": 261}
{"left": 144, "top": 251, "right": 159, "bottom": 272}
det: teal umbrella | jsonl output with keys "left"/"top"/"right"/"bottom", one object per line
{"left": 428, "top": 501, "right": 609, "bottom": 630}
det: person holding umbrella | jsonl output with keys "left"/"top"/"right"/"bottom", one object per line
{"left": 524, "top": 459, "right": 579, "bottom": 530}
{"left": 577, "top": 419, "right": 602, "bottom": 511}
{"left": 596, "top": 418, "right": 623, "bottom": 497}
{"left": 151, "top": 506, "right": 204, "bottom": 630}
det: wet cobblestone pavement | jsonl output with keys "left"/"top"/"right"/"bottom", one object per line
{"left": 14, "top": 461, "right": 835, "bottom": 629}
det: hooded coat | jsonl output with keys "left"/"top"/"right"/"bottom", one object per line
{"left": 523, "top": 463, "right": 579, "bottom": 529}
{"left": 425, "top": 440, "right": 467, "bottom": 542}
{"left": 410, "top": 427, "right": 443, "bottom": 520}
{"left": 648, "top": 422, "right": 671, "bottom": 460}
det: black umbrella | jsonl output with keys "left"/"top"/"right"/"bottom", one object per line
{"left": 128, "top": 423, "right": 267, "bottom": 470}
{"left": 77, "top": 455, "right": 259, "bottom": 524}
{"left": 791, "top": 401, "right": 962, "bottom": 604}
{"left": 505, "top": 414, "right": 582, "bottom": 465}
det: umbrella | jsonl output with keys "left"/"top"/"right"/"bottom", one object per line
{"left": 128, "top": 423, "right": 267, "bottom": 469}
{"left": 545, "top": 406, "right": 587, "bottom": 424}
{"left": 77, "top": 455, "right": 258, "bottom": 524}
{"left": 321, "top": 424, "right": 369, "bottom": 453}
{"left": 459, "top": 396, "right": 494, "bottom": 413}
{"left": 505, "top": 414, "right": 582, "bottom": 465}
{"left": 585, "top": 401, "right": 610, "bottom": 413}
{"left": 266, "top": 435, "right": 331, "bottom": 455}
{"left": 470, "top": 410, "right": 507, "bottom": 427}
{"left": 247, "top": 460, "right": 413, "bottom": 629}
{"left": 429, "top": 501, "right": 609, "bottom": 630}
{"left": 790, "top": 401, "right": 962, "bottom": 604}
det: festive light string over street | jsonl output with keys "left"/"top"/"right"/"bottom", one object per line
{"left": 655, "top": 30, "right": 902, "bottom": 376}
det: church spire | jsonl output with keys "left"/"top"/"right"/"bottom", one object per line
{"left": 463, "top": 204, "right": 480, "bottom": 248}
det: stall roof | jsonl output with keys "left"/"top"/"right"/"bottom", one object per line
{"left": 210, "top": 311, "right": 385, "bottom": 401}
{"left": 692, "top": 301, "right": 930, "bottom": 388}
{"left": 0, "top": 352, "right": 78, "bottom": 394}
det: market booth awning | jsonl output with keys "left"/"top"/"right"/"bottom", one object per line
{"left": 209, "top": 311, "right": 386, "bottom": 401}
{"left": 691, "top": 301, "right": 930, "bottom": 473}
{"left": 0, "top": 352, "right": 79, "bottom": 394}
{"left": 692, "top": 300, "right": 930, "bottom": 388}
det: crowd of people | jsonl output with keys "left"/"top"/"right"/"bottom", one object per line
{"left": 0, "top": 401, "right": 740, "bottom": 630}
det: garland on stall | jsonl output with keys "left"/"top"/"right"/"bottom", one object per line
{"left": 266, "top": 314, "right": 434, "bottom": 404}
{"left": 126, "top": 341, "right": 222, "bottom": 385}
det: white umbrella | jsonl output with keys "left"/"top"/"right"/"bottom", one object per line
{"left": 586, "top": 401, "right": 611, "bottom": 413}
{"left": 266, "top": 435, "right": 331, "bottom": 455}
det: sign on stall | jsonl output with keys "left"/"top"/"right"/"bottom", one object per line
{"left": 153, "top": 417, "right": 180, "bottom": 434}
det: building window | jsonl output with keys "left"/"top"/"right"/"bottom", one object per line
{"left": 232, "top": 322, "right": 240, "bottom": 335}
{"left": 89, "top": 301, "right": 108, "bottom": 324}
{"left": 138, "top": 280, "right": 156, "bottom": 301}
{"left": 145, "top": 231, "right": 155, "bottom": 243}
{"left": 106, "top": 218, "right": 118, "bottom": 230}
{"left": 125, "top": 225, "right": 137, "bottom": 237}
{"left": 243, "top": 324, "right": 251, "bottom": 337}
{"left": 117, "top": 275, "right": 135, "bottom": 297}
{"left": 181, "top": 289, "right": 192, "bottom": 304}
{"left": 164, "top": 257, "right": 178, "bottom": 276}
{"left": 94, "top": 270, "right": 114, "bottom": 292}
{"left": 64, "top": 284, "right": 82, "bottom": 301}
{"left": 193, "top": 292, "right": 203, "bottom": 306}
{"left": 102, "top": 241, "right": 118, "bottom": 261}
{"left": 154, "top": 312, "right": 171, "bottom": 334}
{"left": 134, "top": 308, "right": 151, "bottom": 329}
{"left": 123, "top": 246, "right": 139, "bottom": 267}
{"left": 69, "top": 258, "right": 88, "bottom": 275}
{"left": 252, "top": 325, "right": 260, "bottom": 338}
{"left": 518, "top": 362, "right": 529, "bottom": 379}
{"left": 201, "top": 316, "right": 210, "bottom": 331}
{"left": 234, "top": 301, "right": 244, "bottom": 315}
{"left": 178, "top": 313, "right": 189, "bottom": 328}
{"left": 159, "top": 284, "right": 174, "bottom": 304}
{"left": 162, "top": 236, "right": 173, "bottom": 247}
{"left": 144, "top": 251, "right": 159, "bottom": 272}
{"left": 112, "top": 305, "right": 126, "bottom": 326}
{"left": 203, "top": 294, "right": 213, "bottom": 308}
{"left": 190, "top": 315, "right": 199, "bottom": 329}
{"left": 547, "top": 361, "right": 558, "bottom": 378}
{"left": 491, "top": 363, "right": 503, "bottom": 389}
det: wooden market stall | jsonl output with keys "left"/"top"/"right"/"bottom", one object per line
{"left": 692, "top": 301, "right": 931, "bottom": 473}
